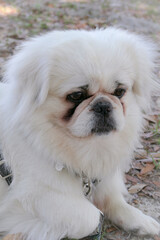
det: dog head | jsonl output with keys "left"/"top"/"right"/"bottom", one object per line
{"left": 4, "top": 28, "right": 158, "bottom": 140}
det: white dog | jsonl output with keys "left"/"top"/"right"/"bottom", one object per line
{"left": 0, "top": 28, "right": 159, "bottom": 240}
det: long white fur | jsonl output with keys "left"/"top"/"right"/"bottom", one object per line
{"left": 0, "top": 28, "right": 159, "bottom": 240}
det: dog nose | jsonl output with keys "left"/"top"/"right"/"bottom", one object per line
{"left": 92, "top": 100, "right": 113, "bottom": 115}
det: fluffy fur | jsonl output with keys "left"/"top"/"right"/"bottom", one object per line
{"left": 0, "top": 28, "right": 159, "bottom": 240}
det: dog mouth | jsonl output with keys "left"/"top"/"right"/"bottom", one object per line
{"left": 91, "top": 127, "right": 115, "bottom": 135}
{"left": 91, "top": 116, "right": 116, "bottom": 135}
{"left": 64, "top": 115, "right": 117, "bottom": 139}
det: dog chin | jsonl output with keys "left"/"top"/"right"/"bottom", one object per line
{"left": 69, "top": 125, "right": 117, "bottom": 138}
{"left": 91, "top": 127, "right": 116, "bottom": 136}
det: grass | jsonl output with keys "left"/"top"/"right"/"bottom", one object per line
{"left": 151, "top": 117, "right": 160, "bottom": 143}
{"left": 40, "top": 23, "right": 49, "bottom": 30}
{"left": 151, "top": 117, "right": 160, "bottom": 169}
{"left": 61, "top": 3, "right": 78, "bottom": 10}
{"left": 154, "top": 160, "right": 160, "bottom": 169}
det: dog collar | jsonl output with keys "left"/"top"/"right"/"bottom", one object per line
{"left": 55, "top": 162, "right": 101, "bottom": 199}
{"left": 81, "top": 172, "right": 100, "bottom": 199}
{"left": 0, "top": 156, "right": 101, "bottom": 196}
{"left": 0, "top": 154, "right": 12, "bottom": 185}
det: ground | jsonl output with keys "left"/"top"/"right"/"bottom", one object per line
{"left": 0, "top": 0, "right": 160, "bottom": 240}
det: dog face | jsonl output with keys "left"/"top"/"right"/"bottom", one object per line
{"left": 48, "top": 39, "right": 130, "bottom": 138}
{"left": 39, "top": 32, "right": 156, "bottom": 139}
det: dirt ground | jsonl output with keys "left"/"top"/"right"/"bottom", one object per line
{"left": 0, "top": 0, "right": 160, "bottom": 240}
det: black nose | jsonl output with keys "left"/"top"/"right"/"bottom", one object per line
{"left": 92, "top": 100, "right": 113, "bottom": 115}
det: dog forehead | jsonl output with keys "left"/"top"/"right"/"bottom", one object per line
{"left": 49, "top": 34, "right": 135, "bottom": 95}
{"left": 50, "top": 66, "right": 132, "bottom": 96}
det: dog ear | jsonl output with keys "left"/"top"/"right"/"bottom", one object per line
{"left": 132, "top": 37, "right": 159, "bottom": 112}
{"left": 4, "top": 39, "right": 50, "bottom": 123}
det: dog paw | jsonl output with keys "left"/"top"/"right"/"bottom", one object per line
{"left": 67, "top": 203, "right": 101, "bottom": 239}
{"left": 111, "top": 204, "right": 160, "bottom": 236}
{"left": 136, "top": 214, "right": 160, "bottom": 236}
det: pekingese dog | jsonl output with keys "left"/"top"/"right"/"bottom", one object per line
{"left": 0, "top": 28, "right": 159, "bottom": 240}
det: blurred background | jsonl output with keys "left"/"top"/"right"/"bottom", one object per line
{"left": 0, "top": 1, "right": 160, "bottom": 240}
{"left": 0, "top": 0, "right": 160, "bottom": 66}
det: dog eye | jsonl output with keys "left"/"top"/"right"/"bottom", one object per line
{"left": 113, "top": 88, "right": 126, "bottom": 98}
{"left": 67, "top": 92, "right": 86, "bottom": 102}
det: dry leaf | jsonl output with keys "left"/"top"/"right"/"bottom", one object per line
{"left": 138, "top": 192, "right": 146, "bottom": 197}
{"left": 135, "top": 150, "right": 147, "bottom": 159}
{"left": 142, "top": 132, "right": 154, "bottom": 139}
{"left": 154, "top": 191, "right": 160, "bottom": 198}
{"left": 125, "top": 174, "right": 138, "bottom": 184}
{"left": 153, "top": 146, "right": 160, "bottom": 152}
{"left": 153, "top": 181, "right": 160, "bottom": 187}
{"left": 140, "top": 163, "right": 155, "bottom": 175}
{"left": 106, "top": 226, "right": 117, "bottom": 233}
{"left": 144, "top": 115, "right": 157, "bottom": 123}
{"left": 128, "top": 183, "right": 147, "bottom": 194}
{"left": 133, "top": 162, "right": 143, "bottom": 170}
{"left": 154, "top": 236, "right": 160, "bottom": 240}
{"left": 45, "top": 3, "right": 54, "bottom": 8}
{"left": 75, "top": 22, "right": 87, "bottom": 29}
{"left": 151, "top": 152, "right": 160, "bottom": 158}
{"left": 133, "top": 199, "right": 139, "bottom": 204}
{"left": 141, "top": 189, "right": 155, "bottom": 199}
